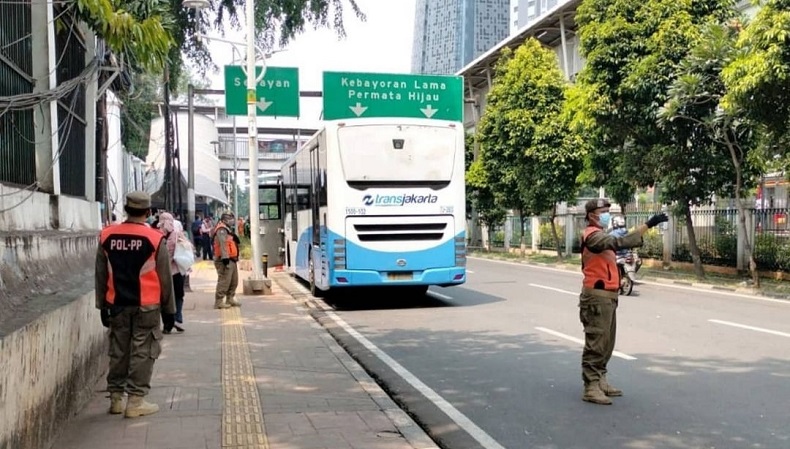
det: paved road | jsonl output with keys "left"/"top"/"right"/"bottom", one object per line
{"left": 317, "top": 257, "right": 790, "bottom": 449}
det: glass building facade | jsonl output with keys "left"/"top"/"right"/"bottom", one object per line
{"left": 411, "top": 0, "right": 510, "bottom": 75}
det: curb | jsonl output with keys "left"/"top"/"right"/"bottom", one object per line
{"left": 469, "top": 254, "right": 790, "bottom": 301}
{"left": 272, "top": 273, "right": 441, "bottom": 449}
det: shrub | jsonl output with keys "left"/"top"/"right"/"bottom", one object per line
{"left": 539, "top": 222, "right": 564, "bottom": 251}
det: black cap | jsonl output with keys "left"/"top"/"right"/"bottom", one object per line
{"left": 584, "top": 198, "right": 611, "bottom": 214}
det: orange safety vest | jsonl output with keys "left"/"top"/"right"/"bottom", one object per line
{"left": 581, "top": 226, "right": 619, "bottom": 292}
{"left": 99, "top": 222, "right": 165, "bottom": 307}
{"left": 212, "top": 222, "right": 239, "bottom": 259}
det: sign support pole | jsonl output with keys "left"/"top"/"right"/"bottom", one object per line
{"left": 246, "top": 0, "right": 263, "bottom": 281}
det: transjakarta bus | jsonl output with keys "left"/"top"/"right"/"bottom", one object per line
{"left": 281, "top": 117, "right": 466, "bottom": 296}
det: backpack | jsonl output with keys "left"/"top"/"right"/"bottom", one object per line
{"left": 191, "top": 220, "right": 202, "bottom": 236}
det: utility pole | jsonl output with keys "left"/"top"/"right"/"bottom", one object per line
{"left": 233, "top": 115, "right": 239, "bottom": 219}
{"left": 245, "top": 0, "right": 263, "bottom": 281}
{"left": 163, "top": 67, "right": 173, "bottom": 211}
{"left": 187, "top": 84, "right": 196, "bottom": 229}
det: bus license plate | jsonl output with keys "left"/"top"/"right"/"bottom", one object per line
{"left": 387, "top": 272, "right": 413, "bottom": 281}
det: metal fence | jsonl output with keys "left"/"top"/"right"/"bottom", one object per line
{"left": 489, "top": 216, "right": 533, "bottom": 248}
{"left": 753, "top": 208, "right": 790, "bottom": 271}
{"left": 55, "top": 10, "right": 87, "bottom": 197}
{"left": 537, "top": 216, "right": 566, "bottom": 253}
{"left": 524, "top": 206, "right": 790, "bottom": 272}
{"left": 0, "top": 0, "right": 36, "bottom": 186}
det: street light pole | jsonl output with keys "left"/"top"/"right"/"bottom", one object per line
{"left": 187, "top": 83, "right": 196, "bottom": 229}
{"left": 233, "top": 115, "right": 238, "bottom": 219}
{"left": 245, "top": 0, "right": 263, "bottom": 280}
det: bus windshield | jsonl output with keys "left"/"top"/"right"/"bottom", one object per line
{"left": 338, "top": 124, "right": 457, "bottom": 183}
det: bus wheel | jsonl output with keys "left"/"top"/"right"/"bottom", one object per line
{"left": 309, "top": 259, "right": 324, "bottom": 298}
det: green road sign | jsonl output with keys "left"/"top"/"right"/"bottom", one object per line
{"left": 322, "top": 71, "right": 463, "bottom": 121}
{"left": 224, "top": 66, "right": 300, "bottom": 117}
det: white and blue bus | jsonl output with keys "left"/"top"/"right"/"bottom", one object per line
{"left": 281, "top": 117, "right": 466, "bottom": 296}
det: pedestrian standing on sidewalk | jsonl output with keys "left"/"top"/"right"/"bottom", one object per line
{"left": 578, "top": 198, "right": 667, "bottom": 405}
{"left": 157, "top": 212, "right": 187, "bottom": 334}
{"left": 95, "top": 191, "right": 176, "bottom": 418}
{"left": 201, "top": 216, "right": 214, "bottom": 260}
{"left": 212, "top": 211, "right": 241, "bottom": 309}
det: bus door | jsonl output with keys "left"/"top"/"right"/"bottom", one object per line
{"left": 310, "top": 146, "right": 321, "bottom": 246}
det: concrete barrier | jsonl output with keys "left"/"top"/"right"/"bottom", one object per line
{"left": 0, "top": 231, "right": 107, "bottom": 449}
{"left": 0, "top": 286, "right": 106, "bottom": 449}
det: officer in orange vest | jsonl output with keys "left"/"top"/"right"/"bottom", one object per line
{"left": 212, "top": 211, "right": 241, "bottom": 309}
{"left": 579, "top": 198, "right": 667, "bottom": 405}
{"left": 95, "top": 191, "right": 176, "bottom": 418}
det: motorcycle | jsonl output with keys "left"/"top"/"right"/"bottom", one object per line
{"left": 616, "top": 250, "right": 642, "bottom": 296}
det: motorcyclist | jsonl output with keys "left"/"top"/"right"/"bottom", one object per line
{"left": 609, "top": 215, "right": 642, "bottom": 272}
{"left": 609, "top": 216, "right": 629, "bottom": 259}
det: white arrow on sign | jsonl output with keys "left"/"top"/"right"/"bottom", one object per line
{"left": 420, "top": 104, "right": 437, "bottom": 118}
{"left": 257, "top": 98, "right": 273, "bottom": 113}
{"left": 349, "top": 102, "right": 368, "bottom": 117}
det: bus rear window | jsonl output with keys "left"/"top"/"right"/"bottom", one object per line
{"left": 337, "top": 125, "right": 457, "bottom": 182}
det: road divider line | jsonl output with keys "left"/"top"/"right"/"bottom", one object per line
{"left": 535, "top": 327, "right": 638, "bottom": 361}
{"left": 529, "top": 283, "right": 578, "bottom": 296}
{"left": 428, "top": 291, "right": 453, "bottom": 301}
{"left": 709, "top": 319, "right": 790, "bottom": 338}
{"left": 325, "top": 311, "right": 508, "bottom": 449}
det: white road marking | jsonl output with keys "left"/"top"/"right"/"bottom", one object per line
{"left": 529, "top": 283, "right": 577, "bottom": 296}
{"left": 709, "top": 319, "right": 790, "bottom": 338}
{"left": 325, "top": 311, "right": 508, "bottom": 449}
{"left": 427, "top": 291, "right": 453, "bottom": 301}
{"left": 466, "top": 270, "right": 475, "bottom": 274}
{"left": 535, "top": 327, "right": 638, "bottom": 361}
{"left": 470, "top": 256, "right": 790, "bottom": 305}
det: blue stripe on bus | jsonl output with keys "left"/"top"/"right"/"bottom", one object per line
{"left": 293, "top": 227, "right": 466, "bottom": 289}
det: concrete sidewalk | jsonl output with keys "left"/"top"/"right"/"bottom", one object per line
{"left": 54, "top": 262, "right": 437, "bottom": 449}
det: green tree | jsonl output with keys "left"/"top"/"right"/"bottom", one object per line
{"left": 574, "top": 0, "right": 736, "bottom": 277}
{"left": 661, "top": 21, "right": 762, "bottom": 284}
{"left": 466, "top": 159, "right": 507, "bottom": 230}
{"left": 565, "top": 85, "right": 638, "bottom": 214}
{"left": 723, "top": 0, "right": 790, "bottom": 148}
{"left": 477, "top": 39, "right": 583, "bottom": 258}
{"left": 75, "top": 0, "right": 175, "bottom": 73}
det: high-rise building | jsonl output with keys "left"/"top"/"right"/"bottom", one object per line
{"left": 411, "top": 0, "right": 510, "bottom": 75}
{"left": 511, "top": 0, "right": 564, "bottom": 32}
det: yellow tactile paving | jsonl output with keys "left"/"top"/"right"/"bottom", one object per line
{"left": 221, "top": 307, "right": 269, "bottom": 449}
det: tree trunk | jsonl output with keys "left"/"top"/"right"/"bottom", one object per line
{"left": 550, "top": 204, "right": 563, "bottom": 259}
{"left": 724, "top": 134, "right": 760, "bottom": 287}
{"left": 684, "top": 207, "right": 706, "bottom": 279}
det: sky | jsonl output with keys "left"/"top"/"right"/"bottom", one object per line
{"left": 199, "top": 0, "right": 417, "bottom": 119}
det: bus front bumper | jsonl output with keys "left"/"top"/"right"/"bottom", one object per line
{"left": 329, "top": 267, "right": 466, "bottom": 287}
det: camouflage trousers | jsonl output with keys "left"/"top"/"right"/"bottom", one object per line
{"left": 107, "top": 307, "right": 163, "bottom": 396}
{"left": 214, "top": 260, "right": 239, "bottom": 304}
{"left": 578, "top": 288, "right": 618, "bottom": 385}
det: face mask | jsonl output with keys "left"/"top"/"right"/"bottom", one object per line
{"left": 598, "top": 212, "right": 611, "bottom": 228}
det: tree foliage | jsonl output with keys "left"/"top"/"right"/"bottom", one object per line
{"left": 75, "top": 0, "right": 175, "bottom": 73}
{"left": 574, "top": 0, "right": 737, "bottom": 277}
{"left": 662, "top": 21, "right": 762, "bottom": 282}
{"left": 477, "top": 39, "right": 584, "bottom": 257}
{"left": 723, "top": 0, "right": 790, "bottom": 146}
